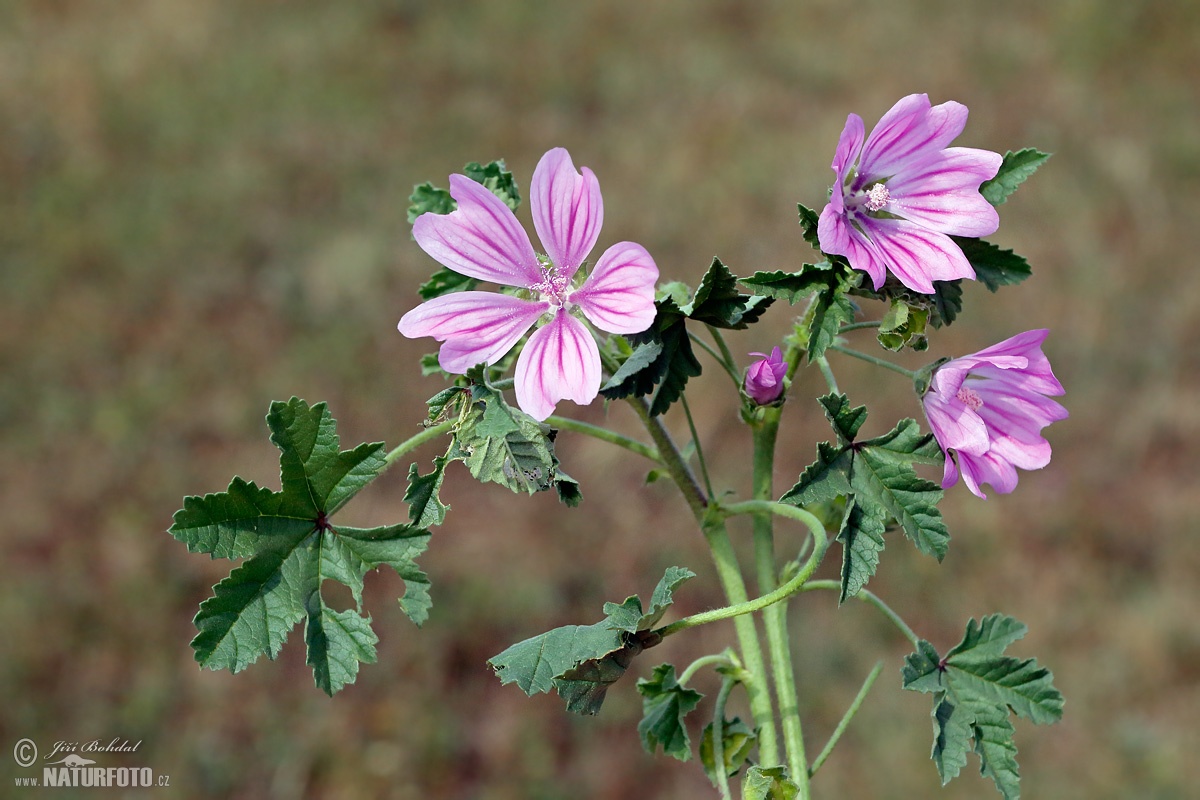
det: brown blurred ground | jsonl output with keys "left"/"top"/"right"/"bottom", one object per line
{"left": 2, "top": 1, "right": 1198, "bottom": 797}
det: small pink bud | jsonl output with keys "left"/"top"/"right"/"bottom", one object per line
{"left": 744, "top": 347, "right": 787, "bottom": 405}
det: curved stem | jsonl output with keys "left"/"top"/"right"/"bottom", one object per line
{"left": 678, "top": 654, "right": 734, "bottom": 687}
{"left": 545, "top": 415, "right": 661, "bottom": 464}
{"left": 800, "top": 580, "right": 920, "bottom": 648}
{"left": 680, "top": 394, "right": 715, "bottom": 499}
{"left": 382, "top": 419, "right": 456, "bottom": 469}
{"left": 722, "top": 499, "right": 826, "bottom": 540}
{"left": 657, "top": 517, "right": 830, "bottom": 638}
{"left": 827, "top": 344, "right": 916, "bottom": 378}
{"left": 808, "top": 660, "right": 884, "bottom": 777}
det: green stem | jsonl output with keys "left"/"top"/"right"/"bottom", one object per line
{"left": 751, "top": 410, "right": 809, "bottom": 790}
{"left": 625, "top": 398, "right": 708, "bottom": 516}
{"left": 808, "top": 661, "right": 884, "bottom": 777}
{"left": 838, "top": 320, "right": 883, "bottom": 334}
{"left": 722, "top": 499, "right": 826, "bottom": 538}
{"left": 707, "top": 326, "right": 740, "bottom": 380}
{"left": 700, "top": 517, "right": 781, "bottom": 767}
{"left": 545, "top": 415, "right": 661, "bottom": 464}
{"left": 712, "top": 674, "right": 737, "bottom": 800}
{"left": 382, "top": 419, "right": 456, "bottom": 468}
{"left": 800, "top": 581, "right": 920, "bottom": 647}
{"left": 678, "top": 654, "right": 734, "bottom": 687}
{"left": 657, "top": 512, "right": 829, "bottom": 637}
{"left": 827, "top": 344, "right": 916, "bottom": 378}
{"left": 680, "top": 394, "right": 715, "bottom": 499}
{"left": 815, "top": 355, "right": 840, "bottom": 395}
{"left": 689, "top": 331, "right": 742, "bottom": 389}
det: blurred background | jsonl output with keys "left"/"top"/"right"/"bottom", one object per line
{"left": 3, "top": 0, "right": 1198, "bottom": 797}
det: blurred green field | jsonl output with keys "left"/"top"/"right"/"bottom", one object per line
{"left": 3, "top": 1, "right": 1199, "bottom": 797}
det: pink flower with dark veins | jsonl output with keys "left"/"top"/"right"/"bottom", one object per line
{"left": 818, "top": 94, "right": 1003, "bottom": 294}
{"left": 399, "top": 148, "right": 658, "bottom": 421}
{"left": 744, "top": 347, "right": 787, "bottom": 405}
{"left": 921, "top": 329, "right": 1068, "bottom": 498}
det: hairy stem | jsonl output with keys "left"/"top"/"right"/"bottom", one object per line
{"left": 689, "top": 331, "right": 743, "bottom": 389}
{"left": 827, "top": 344, "right": 916, "bottom": 378}
{"left": 681, "top": 394, "right": 715, "bottom": 499}
{"left": 545, "top": 415, "right": 661, "bottom": 464}
{"left": 382, "top": 419, "right": 456, "bottom": 468}
{"left": 800, "top": 581, "right": 920, "bottom": 647}
{"left": 751, "top": 409, "right": 809, "bottom": 791}
{"left": 808, "top": 661, "right": 884, "bottom": 777}
{"left": 712, "top": 673, "right": 738, "bottom": 800}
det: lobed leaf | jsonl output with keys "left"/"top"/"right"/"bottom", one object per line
{"left": 743, "top": 765, "right": 801, "bottom": 800}
{"left": 682, "top": 257, "right": 773, "bottom": 330}
{"left": 980, "top": 149, "right": 1051, "bottom": 206}
{"left": 836, "top": 498, "right": 888, "bottom": 603}
{"left": 952, "top": 237, "right": 1033, "bottom": 292}
{"left": 699, "top": 717, "right": 757, "bottom": 784}
{"left": 636, "top": 663, "right": 704, "bottom": 761}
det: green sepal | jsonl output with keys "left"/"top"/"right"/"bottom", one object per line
{"left": 636, "top": 663, "right": 704, "bottom": 762}
{"left": 878, "top": 298, "right": 930, "bottom": 352}
{"left": 170, "top": 398, "right": 432, "bottom": 695}
{"left": 488, "top": 567, "right": 691, "bottom": 715}
{"left": 682, "top": 257, "right": 774, "bottom": 330}
{"left": 742, "top": 765, "right": 801, "bottom": 800}
{"left": 980, "top": 149, "right": 1051, "bottom": 206}
{"left": 699, "top": 716, "right": 758, "bottom": 783}
{"left": 902, "top": 614, "right": 1065, "bottom": 799}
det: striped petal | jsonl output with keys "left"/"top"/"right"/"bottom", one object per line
{"left": 398, "top": 291, "right": 547, "bottom": 374}
{"left": 514, "top": 311, "right": 601, "bottom": 421}
{"left": 572, "top": 241, "right": 658, "bottom": 334}
{"left": 860, "top": 95, "right": 968, "bottom": 179}
{"left": 531, "top": 147, "right": 604, "bottom": 279}
{"left": 856, "top": 217, "right": 976, "bottom": 293}
{"left": 413, "top": 174, "right": 541, "bottom": 288}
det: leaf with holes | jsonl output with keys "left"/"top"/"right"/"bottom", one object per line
{"left": 169, "top": 398, "right": 431, "bottom": 695}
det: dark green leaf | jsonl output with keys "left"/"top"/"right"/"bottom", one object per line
{"left": 980, "top": 149, "right": 1051, "bottom": 206}
{"left": 463, "top": 159, "right": 522, "bottom": 211}
{"left": 779, "top": 442, "right": 854, "bottom": 507}
{"left": 407, "top": 182, "right": 454, "bottom": 223}
{"left": 599, "top": 298, "right": 701, "bottom": 417}
{"left": 404, "top": 457, "right": 449, "bottom": 528}
{"left": 170, "top": 398, "right": 430, "bottom": 695}
{"left": 903, "top": 615, "right": 1064, "bottom": 798}
{"left": 555, "top": 635, "right": 647, "bottom": 715}
{"left": 818, "top": 393, "right": 868, "bottom": 444}
{"left": 837, "top": 498, "right": 888, "bottom": 603}
{"left": 639, "top": 566, "right": 696, "bottom": 631}
{"left": 489, "top": 621, "right": 627, "bottom": 697}
{"left": 929, "top": 279, "right": 964, "bottom": 328}
{"left": 600, "top": 339, "right": 666, "bottom": 400}
{"left": 797, "top": 203, "right": 823, "bottom": 250}
{"left": 951, "top": 238, "right": 1033, "bottom": 292}
{"left": 740, "top": 265, "right": 837, "bottom": 305}
{"left": 637, "top": 663, "right": 704, "bottom": 761}
{"left": 682, "top": 257, "right": 773, "bottom": 330}
{"left": 417, "top": 268, "right": 478, "bottom": 301}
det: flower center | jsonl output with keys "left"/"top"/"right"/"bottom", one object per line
{"left": 956, "top": 385, "right": 984, "bottom": 411}
{"left": 864, "top": 182, "right": 890, "bottom": 212}
{"left": 532, "top": 264, "right": 571, "bottom": 308}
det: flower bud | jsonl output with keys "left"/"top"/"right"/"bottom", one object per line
{"left": 744, "top": 347, "right": 787, "bottom": 405}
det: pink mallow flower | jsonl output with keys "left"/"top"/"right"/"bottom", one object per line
{"left": 817, "top": 94, "right": 1003, "bottom": 294}
{"left": 921, "top": 329, "right": 1068, "bottom": 499}
{"left": 399, "top": 148, "right": 658, "bottom": 421}
{"left": 744, "top": 347, "right": 787, "bottom": 405}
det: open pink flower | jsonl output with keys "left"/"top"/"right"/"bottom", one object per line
{"left": 921, "top": 329, "right": 1068, "bottom": 499}
{"left": 744, "top": 347, "right": 787, "bottom": 405}
{"left": 817, "top": 94, "right": 1003, "bottom": 294}
{"left": 399, "top": 148, "right": 658, "bottom": 421}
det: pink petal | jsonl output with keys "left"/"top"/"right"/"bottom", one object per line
{"left": 572, "top": 241, "right": 658, "bottom": 334}
{"left": 514, "top": 311, "right": 602, "bottom": 421}
{"left": 413, "top": 174, "right": 541, "bottom": 288}
{"left": 923, "top": 390, "right": 990, "bottom": 456}
{"left": 957, "top": 449, "right": 1019, "bottom": 498}
{"left": 829, "top": 114, "right": 866, "bottom": 210}
{"left": 857, "top": 218, "right": 976, "bottom": 293}
{"left": 860, "top": 95, "right": 969, "bottom": 179}
{"left": 398, "top": 291, "right": 548, "bottom": 373}
{"left": 886, "top": 147, "right": 1002, "bottom": 237}
{"left": 531, "top": 148, "right": 603, "bottom": 279}
{"left": 818, "top": 204, "right": 888, "bottom": 289}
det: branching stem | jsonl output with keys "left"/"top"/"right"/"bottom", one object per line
{"left": 545, "top": 415, "right": 661, "bottom": 464}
